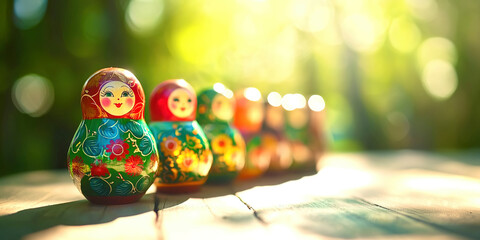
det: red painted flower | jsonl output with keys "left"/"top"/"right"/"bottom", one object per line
{"left": 71, "top": 156, "right": 85, "bottom": 177}
{"left": 149, "top": 154, "right": 159, "bottom": 171}
{"left": 125, "top": 155, "right": 144, "bottom": 176}
{"left": 90, "top": 160, "right": 109, "bottom": 177}
{"left": 106, "top": 139, "right": 130, "bottom": 161}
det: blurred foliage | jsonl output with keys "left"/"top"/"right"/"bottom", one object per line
{"left": 1, "top": 0, "right": 480, "bottom": 176}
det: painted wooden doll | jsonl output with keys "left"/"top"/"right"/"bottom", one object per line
{"left": 262, "top": 92, "right": 292, "bottom": 173}
{"left": 233, "top": 88, "right": 270, "bottom": 180}
{"left": 149, "top": 79, "right": 213, "bottom": 193}
{"left": 67, "top": 68, "right": 159, "bottom": 205}
{"left": 308, "top": 95, "right": 327, "bottom": 171}
{"left": 283, "top": 94, "right": 315, "bottom": 171}
{"left": 197, "top": 87, "right": 246, "bottom": 183}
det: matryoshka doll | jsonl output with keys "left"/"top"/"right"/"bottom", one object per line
{"left": 67, "top": 68, "right": 159, "bottom": 205}
{"left": 149, "top": 79, "right": 213, "bottom": 193}
{"left": 262, "top": 92, "right": 292, "bottom": 173}
{"left": 308, "top": 95, "right": 327, "bottom": 171}
{"left": 233, "top": 88, "right": 270, "bottom": 180}
{"left": 197, "top": 85, "right": 246, "bottom": 184}
{"left": 283, "top": 93, "right": 315, "bottom": 171}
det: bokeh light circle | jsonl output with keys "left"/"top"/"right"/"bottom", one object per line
{"left": 308, "top": 95, "right": 325, "bottom": 112}
{"left": 267, "top": 92, "right": 282, "bottom": 107}
{"left": 126, "top": 0, "right": 164, "bottom": 36}
{"left": 14, "top": 0, "right": 48, "bottom": 30}
{"left": 421, "top": 60, "right": 457, "bottom": 100}
{"left": 12, "top": 74, "right": 55, "bottom": 117}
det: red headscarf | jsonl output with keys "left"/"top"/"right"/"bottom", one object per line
{"left": 80, "top": 68, "right": 145, "bottom": 120}
{"left": 149, "top": 79, "right": 197, "bottom": 122}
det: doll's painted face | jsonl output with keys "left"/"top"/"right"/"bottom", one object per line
{"left": 168, "top": 88, "right": 194, "bottom": 118}
{"left": 99, "top": 81, "right": 135, "bottom": 116}
{"left": 212, "top": 94, "right": 233, "bottom": 121}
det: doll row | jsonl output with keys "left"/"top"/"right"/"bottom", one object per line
{"left": 67, "top": 67, "right": 326, "bottom": 205}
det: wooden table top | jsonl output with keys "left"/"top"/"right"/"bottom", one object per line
{"left": 1, "top": 150, "right": 480, "bottom": 240}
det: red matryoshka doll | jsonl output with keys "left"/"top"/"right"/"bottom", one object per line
{"left": 262, "top": 92, "right": 292, "bottom": 173}
{"left": 233, "top": 87, "right": 270, "bottom": 180}
{"left": 67, "top": 68, "right": 159, "bottom": 205}
{"left": 197, "top": 84, "right": 246, "bottom": 184}
{"left": 149, "top": 79, "right": 213, "bottom": 193}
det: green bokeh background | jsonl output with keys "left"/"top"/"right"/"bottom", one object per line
{"left": 1, "top": 0, "right": 479, "bottom": 176}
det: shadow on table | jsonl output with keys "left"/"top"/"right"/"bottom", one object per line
{"left": 153, "top": 170, "right": 317, "bottom": 200}
{"left": 231, "top": 170, "right": 317, "bottom": 193}
{"left": 0, "top": 193, "right": 185, "bottom": 240}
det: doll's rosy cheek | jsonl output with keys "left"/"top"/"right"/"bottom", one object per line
{"left": 101, "top": 98, "right": 111, "bottom": 107}
{"left": 125, "top": 98, "right": 133, "bottom": 107}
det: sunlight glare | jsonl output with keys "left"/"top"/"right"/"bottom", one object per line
{"left": 244, "top": 87, "right": 262, "bottom": 102}
{"left": 126, "top": 0, "right": 164, "bottom": 36}
{"left": 281, "top": 94, "right": 296, "bottom": 111}
{"left": 389, "top": 16, "right": 421, "bottom": 54}
{"left": 422, "top": 60, "right": 458, "bottom": 100}
{"left": 214, "top": 82, "right": 234, "bottom": 99}
{"left": 341, "top": 13, "right": 387, "bottom": 53}
{"left": 289, "top": 0, "right": 332, "bottom": 33}
{"left": 267, "top": 92, "right": 282, "bottom": 107}
{"left": 417, "top": 37, "right": 457, "bottom": 68}
{"left": 308, "top": 95, "right": 325, "bottom": 112}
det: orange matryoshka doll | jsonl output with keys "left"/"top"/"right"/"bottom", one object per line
{"left": 67, "top": 67, "right": 159, "bottom": 205}
{"left": 233, "top": 87, "right": 270, "bottom": 180}
{"left": 149, "top": 79, "right": 213, "bottom": 193}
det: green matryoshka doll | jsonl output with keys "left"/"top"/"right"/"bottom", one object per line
{"left": 149, "top": 79, "right": 213, "bottom": 193}
{"left": 67, "top": 68, "right": 159, "bottom": 205}
{"left": 197, "top": 85, "right": 246, "bottom": 184}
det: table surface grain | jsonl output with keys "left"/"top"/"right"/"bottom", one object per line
{"left": 1, "top": 150, "right": 480, "bottom": 240}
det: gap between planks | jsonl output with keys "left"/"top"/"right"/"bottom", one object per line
{"left": 354, "top": 196, "right": 476, "bottom": 240}
{"left": 152, "top": 190, "right": 270, "bottom": 228}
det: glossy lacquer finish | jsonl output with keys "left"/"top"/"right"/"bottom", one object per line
{"left": 67, "top": 68, "right": 159, "bottom": 204}
{"left": 197, "top": 88, "right": 245, "bottom": 184}
{"left": 233, "top": 89, "right": 270, "bottom": 180}
{"left": 149, "top": 79, "right": 213, "bottom": 193}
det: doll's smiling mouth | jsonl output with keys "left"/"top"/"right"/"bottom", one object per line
{"left": 115, "top": 103, "right": 123, "bottom": 108}
{"left": 181, "top": 107, "right": 186, "bottom": 111}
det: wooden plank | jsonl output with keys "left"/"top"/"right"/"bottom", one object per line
{"left": 235, "top": 175, "right": 465, "bottom": 239}
{"left": 1, "top": 151, "right": 479, "bottom": 239}
{"left": 154, "top": 193, "right": 268, "bottom": 240}
{"left": 319, "top": 152, "right": 480, "bottom": 239}
{"left": 0, "top": 170, "right": 160, "bottom": 239}
{"left": 0, "top": 171, "right": 268, "bottom": 240}
{"left": 353, "top": 169, "right": 480, "bottom": 240}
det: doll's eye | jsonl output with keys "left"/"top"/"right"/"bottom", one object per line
{"left": 105, "top": 91, "right": 113, "bottom": 97}
{"left": 187, "top": 99, "right": 192, "bottom": 103}
{"left": 121, "top": 91, "right": 130, "bottom": 97}
{"left": 173, "top": 98, "right": 179, "bottom": 102}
